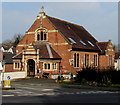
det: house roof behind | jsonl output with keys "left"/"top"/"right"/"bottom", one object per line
{"left": 3, "top": 52, "right": 15, "bottom": 64}
{"left": 47, "top": 15, "right": 100, "bottom": 52}
{"left": 97, "top": 42, "right": 109, "bottom": 55}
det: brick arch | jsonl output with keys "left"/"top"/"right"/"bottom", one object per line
{"left": 35, "top": 28, "right": 48, "bottom": 41}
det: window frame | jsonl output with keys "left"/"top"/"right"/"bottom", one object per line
{"left": 52, "top": 63, "right": 57, "bottom": 70}
{"left": 94, "top": 55, "right": 98, "bottom": 67}
{"left": 36, "top": 29, "right": 48, "bottom": 41}
{"left": 109, "top": 54, "right": 113, "bottom": 66}
{"left": 73, "top": 53, "right": 80, "bottom": 68}
{"left": 43, "top": 62, "right": 58, "bottom": 71}
{"left": 85, "top": 54, "right": 89, "bottom": 67}
{"left": 14, "top": 61, "right": 21, "bottom": 70}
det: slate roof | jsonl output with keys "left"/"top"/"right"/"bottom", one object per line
{"left": 33, "top": 43, "right": 61, "bottom": 59}
{"left": 47, "top": 15, "right": 101, "bottom": 52}
{"left": 97, "top": 42, "right": 109, "bottom": 55}
{"left": 3, "top": 52, "right": 15, "bottom": 64}
{"left": 13, "top": 43, "right": 61, "bottom": 59}
{"left": 12, "top": 52, "right": 22, "bottom": 59}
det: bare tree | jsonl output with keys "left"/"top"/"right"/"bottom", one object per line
{"left": 2, "top": 34, "right": 23, "bottom": 49}
{"left": 2, "top": 40, "right": 13, "bottom": 50}
{"left": 12, "top": 34, "right": 23, "bottom": 47}
{"left": 113, "top": 44, "right": 118, "bottom": 53}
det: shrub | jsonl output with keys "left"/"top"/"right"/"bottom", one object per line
{"left": 76, "top": 66, "right": 120, "bottom": 84}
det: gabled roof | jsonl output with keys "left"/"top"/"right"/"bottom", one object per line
{"left": 12, "top": 52, "right": 22, "bottom": 59}
{"left": 46, "top": 15, "right": 100, "bottom": 52}
{"left": 33, "top": 43, "right": 61, "bottom": 59}
{"left": 8, "top": 46, "right": 16, "bottom": 54}
{"left": 97, "top": 42, "right": 109, "bottom": 55}
{"left": 13, "top": 43, "right": 61, "bottom": 59}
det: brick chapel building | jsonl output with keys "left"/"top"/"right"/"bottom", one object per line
{"left": 11, "top": 8, "right": 115, "bottom": 78}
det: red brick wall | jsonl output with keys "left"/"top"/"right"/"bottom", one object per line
{"left": 0, "top": 51, "right": 3, "bottom": 60}
{"left": 5, "top": 64, "right": 13, "bottom": 72}
{"left": 15, "top": 16, "right": 115, "bottom": 75}
{"left": 99, "top": 42, "right": 115, "bottom": 69}
{"left": 16, "top": 17, "right": 73, "bottom": 73}
{"left": 71, "top": 51, "right": 98, "bottom": 74}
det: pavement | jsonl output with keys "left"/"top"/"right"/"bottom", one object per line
{"left": 61, "top": 84, "right": 120, "bottom": 91}
{"left": 10, "top": 78, "right": 120, "bottom": 91}
{"left": 2, "top": 78, "right": 120, "bottom": 104}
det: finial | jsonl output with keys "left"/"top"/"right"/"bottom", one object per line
{"left": 41, "top": 6, "right": 44, "bottom": 12}
{"left": 108, "top": 40, "right": 112, "bottom": 42}
{"left": 39, "top": 6, "right": 46, "bottom": 18}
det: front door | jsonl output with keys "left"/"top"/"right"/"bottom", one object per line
{"left": 27, "top": 59, "right": 35, "bottom": 77}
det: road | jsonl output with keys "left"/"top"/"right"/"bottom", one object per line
{"left": 2, "top": 78, "right": 120, "bottom": 104}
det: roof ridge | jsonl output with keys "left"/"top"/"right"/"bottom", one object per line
{"left": 97, "top": 42, "right": 109, "bottom": 44}
{"left": 46, "top": 15, "right": 82, "bottom": 28}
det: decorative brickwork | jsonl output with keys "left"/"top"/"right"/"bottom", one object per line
{"left": 10, "top": 9, "right": 115, "bottom": 78}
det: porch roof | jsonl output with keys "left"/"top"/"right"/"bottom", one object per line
{"left": 13, "top": 43, "right": 61, "bottom": 60}
{"left": 33, "top": 43, "right": 61, "bottom": 59}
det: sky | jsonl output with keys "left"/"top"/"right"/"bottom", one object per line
{"left": 1, "top": 2, "right": 118, "bottom": 45}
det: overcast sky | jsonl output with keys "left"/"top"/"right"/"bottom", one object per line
{"left": 2, "top": 2, "right": 118, "bottom": 45}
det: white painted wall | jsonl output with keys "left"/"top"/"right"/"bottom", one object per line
{"left": 2, "top": 71, "right": 26, "bottom": 80}
{"left": 115, "top": 59, "right": 120, "bottom": 70}
{"left": 51, "top": 74, "right": 73, "bottom": 79}
{"left": 0, "top": 72, "right": 2, "bottom": 86}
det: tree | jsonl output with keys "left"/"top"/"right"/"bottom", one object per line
{"left": 2, "top": 34, "right": 23, "bottom": 49}
{"left": 113, "top": 44, "right": 118, "bottom": 53}
{"left": 12, "top": 34, "right": 23, "bottom": 47}
{"left": 2, "top": 40, "right": 13, "bottom": 50}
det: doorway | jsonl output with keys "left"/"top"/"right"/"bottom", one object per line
{"left": 27, "top": 59, "right": 35, "bottom": 77}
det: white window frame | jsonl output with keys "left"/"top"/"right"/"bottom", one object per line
{"left": 14, "top": 61, "right": 21, "bottom": 70}
{"left": 36, "top": 29, "right": 48, "bottom": 41}
{"left": 109, "top": 54, "right": 113, "bottom": 66}
{"left": 52, "top": 63, "right": 57, "bottom": 70}
{"left": 73, "top": 53, "right": 80, "bottom": 68}
{"left": 94, "top": 55, "right": 98, "bottom": 67}
{"left": 43, "top": 62, "right": 58, "bottom": 71}
{"left": 85, "top": 54, "right": 90, "bottom": 67}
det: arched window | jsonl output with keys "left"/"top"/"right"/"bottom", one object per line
{"left": 74, "top": 53, "right": 80, "bottom": 68}
{"left": 44, "top": 33, "right": 47, "bottom": 40}
{"left": 85, "top": 54, "right": 89, "bottom": 67}
{"left": 77, "top": 53, "right": 79, "bottom": 67}
{"left": 74, "top": 53, "right": 76, "bottom": 67}
{"left": 37, "top": 34, "right": 40, "bottom": 41}
{"left": 37, "top": 30, "right": 47, "bottom": 41}
{"left": 41, "top": 31, "right": 44, "bottom": 40}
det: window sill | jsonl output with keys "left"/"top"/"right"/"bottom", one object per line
{"left": 36, "top": 40, "right": 48, "bottom": 42}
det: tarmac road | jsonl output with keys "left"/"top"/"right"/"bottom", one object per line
{"left": 2, "top": 78, "right": 120, "bottom": 104}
